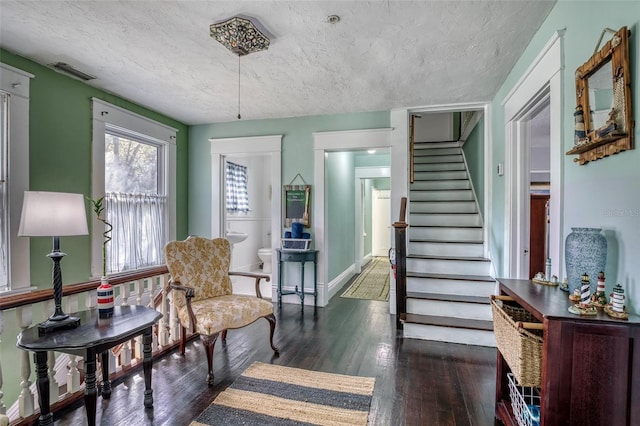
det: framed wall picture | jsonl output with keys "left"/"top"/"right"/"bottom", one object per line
{"left": 283, "top": 184, "right": 310, "bottom": 227}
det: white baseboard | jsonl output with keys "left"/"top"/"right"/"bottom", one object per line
{"left": 327, "top": 263, "right": 356, "bottom": 301}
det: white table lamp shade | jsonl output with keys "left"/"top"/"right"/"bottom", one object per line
{"left": 18, "top": 191, "right": 89, "bottom": 237}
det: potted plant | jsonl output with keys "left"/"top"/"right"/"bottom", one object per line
{"left": 87, "top": 196, "right": 114, "bottom": 318}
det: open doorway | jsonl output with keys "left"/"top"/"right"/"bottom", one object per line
{"left": 528, "top": 102, "right": 551, "bottom": 278}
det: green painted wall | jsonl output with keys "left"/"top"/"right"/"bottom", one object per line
{"left": 463, "top": 119, "right": 484, "bottom": 217}
{"left": 0, "top": 49, "right": 189, "bottom": 408}
{"left": 188, "top": 111, "right": 389, "bottom": 283}
{"left": 489, "top": 1, "right": 640, "bottom": 312}
{"left": 363, "top": 179, "right": 373, "bottom": 256}
{"left": 326, "top": 151, "right": 356, "bottom": 279}
{"left": 0, "top": 50, "right": 189, "bottom": 288}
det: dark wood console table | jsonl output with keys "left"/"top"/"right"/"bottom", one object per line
{"left": 277, "top": 249, "right": 318, "bottom": 308}
{"left": 17, "top": 305, "right": 162, "bottom": 426}
{"left": 495, "top": 279, "right": 640, "bottom": 425}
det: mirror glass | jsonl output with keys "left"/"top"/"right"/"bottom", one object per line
{"left": 587, "top": 61, "right": 613, "bottom": 131}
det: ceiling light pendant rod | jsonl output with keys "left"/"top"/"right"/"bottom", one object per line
{"left": 237, "top": 54, "right": 241, "bottom": 120}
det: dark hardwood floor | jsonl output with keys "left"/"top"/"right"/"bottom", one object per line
{"left": 53, "top": 292, "right": 497, "bottom": 425}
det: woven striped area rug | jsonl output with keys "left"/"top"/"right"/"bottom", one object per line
{"left": 341, "top": 257, "right": 390, "bottom": 301}
{"left": 190, "top": 362, "right": 375, "bottom": 426}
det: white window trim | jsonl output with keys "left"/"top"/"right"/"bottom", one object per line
{"left": 91, "top": 98, "right": 177, "bottom": 278}
{"left": 1, "top": 63, "right": 33, "bottom": 293}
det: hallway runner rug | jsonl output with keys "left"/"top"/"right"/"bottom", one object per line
{"left": 190, "top": 361, "right": 375, "bottom": 426}
{"left": 341, "top": 257, "right": 390, "bottom": 301}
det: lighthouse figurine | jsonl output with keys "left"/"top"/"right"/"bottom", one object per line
{"left": 569, "top": 273, "right": 597, "bottom": 316}
{"left": 605, "top": 283, "right": 629, "bottom": 319}
{"left": 590, "top": 271, "right": 608, "bottom": 309}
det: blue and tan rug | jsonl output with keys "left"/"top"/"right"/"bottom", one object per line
{"left": 341, "top": 257, "right": 390, "bottom": 301}
{"left": 190, "top": 361, "right": 375, "bottom": 426}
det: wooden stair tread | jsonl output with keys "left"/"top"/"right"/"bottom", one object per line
{"left": 406, "top": 272, "right": 496, "bottom": 282}
{"left": 406, "top": 292, "right": 490, "bottom": 304}
{"left": 401, "top": 313, "right": 494, "bottom": 331}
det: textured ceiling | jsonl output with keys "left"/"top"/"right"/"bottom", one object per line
{"left": 0, "top": 1, "right": 555, "bottom": 125}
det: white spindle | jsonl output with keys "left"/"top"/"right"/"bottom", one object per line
{"left": 86, "top": 288, "right": 98, "bottom": 310}
{"left": 47, "top": 352, "right": 58, "bottom": 402}
{"left": 120, "top": 282, "right": 130, "bottom": 306}
{"left": 169, "top": 292, "right": 180, "bottom": 344}
{"left": 135, "top": 279, "right": 143, "bottom": 306}
{"left": 158, "top": 275, "right": 169, "bottom": 347}
{"left": 16, "top": 306, "right": 33, "bottom": 418}
{"left": 65, "top": 294, "right": 79, "bottom": 315}
{"left": 120, "top": 341, "right": 132, "bottom": 368}
{"left": 66, "top": 356, "right": 80, "bottom": 393}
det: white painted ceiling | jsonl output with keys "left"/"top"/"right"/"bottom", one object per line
{"left": 0, "top": 1, "right": 555, "bottom": 125}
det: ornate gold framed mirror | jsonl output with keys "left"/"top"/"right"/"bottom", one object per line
{"left": 568, "top": 26, "right": 634, "bottom": 165}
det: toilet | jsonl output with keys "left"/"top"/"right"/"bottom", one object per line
{"left": 258, "top": 248, "right": 272, "bottom": 274}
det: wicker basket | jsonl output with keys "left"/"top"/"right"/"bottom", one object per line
{"left": 491, "top": 296, "right": 544, "bottom": 387}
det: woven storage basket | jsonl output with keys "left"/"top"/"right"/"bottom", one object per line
{"left": 491, "top": 298, "right": 543, "bottom": 387}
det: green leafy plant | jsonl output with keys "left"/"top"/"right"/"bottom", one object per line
{"left": 87, "top": 196, "right": 113, "bottom": 278}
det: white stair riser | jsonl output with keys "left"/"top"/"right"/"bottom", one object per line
{"left": 407, "top": 298, "right": 492, "bottom": 320}
{"left": 410, "top": 227, "right": 483, "bottom": 241}
{"left": 414, "top": 154, "right": 462, "bottom": 164}
{"left": 409, "top": 241, "right": 484, "bottom": 257}
{"left": 411, "top": 201, "right": 476, "bottom": 214}
{"left": 411, "top": 190, "right": 474, "bottom": 201}
{"left": 414, "top": 170, "right": 468, "bottom": 181}
{"left": 407, "top": 277, "right": 497, "bottom": 297}
{"left": 404, "top": 324, "right": 496, "bottom": 347}
{"left": 407, "top": 258, "right": 490, "bottom": 275}
{"left": 413, "top": 147, "right": 462, "bottom": 156}
{"left": 409, "top": 213, "right": 482, "bottom": 227}
{"left": 411, "top": 180, "right": 471, "bottom": 190}
{"left": 414, "top": 162, "right": 465, "bottom": 172}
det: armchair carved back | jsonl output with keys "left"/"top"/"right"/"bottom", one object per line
{"left": 165, "top": 236, "right": 233, "bottom": 310}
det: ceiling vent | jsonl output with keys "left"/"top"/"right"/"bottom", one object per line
{"left": 48, "top": 62, "right": 96, "bottom": 81}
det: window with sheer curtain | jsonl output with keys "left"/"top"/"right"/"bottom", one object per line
{"left": 226, "top": 161, "right": 250, "bottom": 213}
{"left": 104, "top": 132, "right": 166, "bottom": 273}
{"left": 92, "top": 98, "right": 177, "bottom": 277}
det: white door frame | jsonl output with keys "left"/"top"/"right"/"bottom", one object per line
{"left": 354, "top": 167, "right": 391, "bottom": 273}
{"left": 313, "top": 128, "right": 393, "bottom": 306}
{"left": 502, "top": 30, "right": 564, "bottom": 279}
{"left": 210, "top": 135, "right": 282, "bottom": 299}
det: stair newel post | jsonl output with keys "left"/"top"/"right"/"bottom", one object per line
{"left": 393, "top": 197, "right": 409, "bottom": 329}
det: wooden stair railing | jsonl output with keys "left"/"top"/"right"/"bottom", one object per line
{"left": 392, "top": 197, "right": 408, "bottom": 329}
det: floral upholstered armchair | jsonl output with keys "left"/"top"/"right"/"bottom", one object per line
{"left": 165, "top": 236, "right": 278, "bottom": 386}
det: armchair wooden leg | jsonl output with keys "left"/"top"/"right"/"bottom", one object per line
{"left": 221, "top": 329, "right": 228, "bottom": 342}
{"left": 201, "top": 333, "right": 219, "bottom": 386}
{"left": 180, "top": 326, "right": 186, "bottom": 356}
{"left": 265, "top": 314, "right": 279, "bottom": 354}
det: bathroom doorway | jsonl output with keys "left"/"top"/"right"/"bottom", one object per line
{"left": 210, "top": 135, "right": 282, "bottom": 300}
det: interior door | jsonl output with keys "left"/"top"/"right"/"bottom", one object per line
{"left": 372, "top": 189, "right": 390, "bottom": 257}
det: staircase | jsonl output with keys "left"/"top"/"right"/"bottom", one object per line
{"left": 402, "top": 140, "right": 496, "bottom": 347}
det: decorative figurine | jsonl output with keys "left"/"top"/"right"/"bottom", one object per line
{"left": 590, "top": 271, "right": 608, "bottom": 309}
{"left": 559, "top": 277, "right": 569, "bottom": 292}
{"left": 605, "top": 283, "right": 629, "bottom": 320}
{"left": 569, "top": 272, "right": 597, "bottom": 316}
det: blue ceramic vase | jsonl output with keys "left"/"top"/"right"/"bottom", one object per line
{"left": 565, "top": 227, "right": 607, "bottom": 295}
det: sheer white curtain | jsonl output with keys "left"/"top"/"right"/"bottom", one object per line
{"left": 105, "top": 192, "right": 166, "bottom": 273}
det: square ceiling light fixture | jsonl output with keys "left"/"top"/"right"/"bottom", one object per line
{"left": 210, "top": 16, "right": 270, "bottom": 119}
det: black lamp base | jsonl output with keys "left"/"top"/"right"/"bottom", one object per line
{"left": 38, "top": 315, "right": 81, "bottom": 335}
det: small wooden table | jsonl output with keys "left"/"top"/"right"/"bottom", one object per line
{"left": 277, "top": 249, "right": 318, "bottom": 308}
{"left": 17, "top": 305, "right": 162, "bottom": 426}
